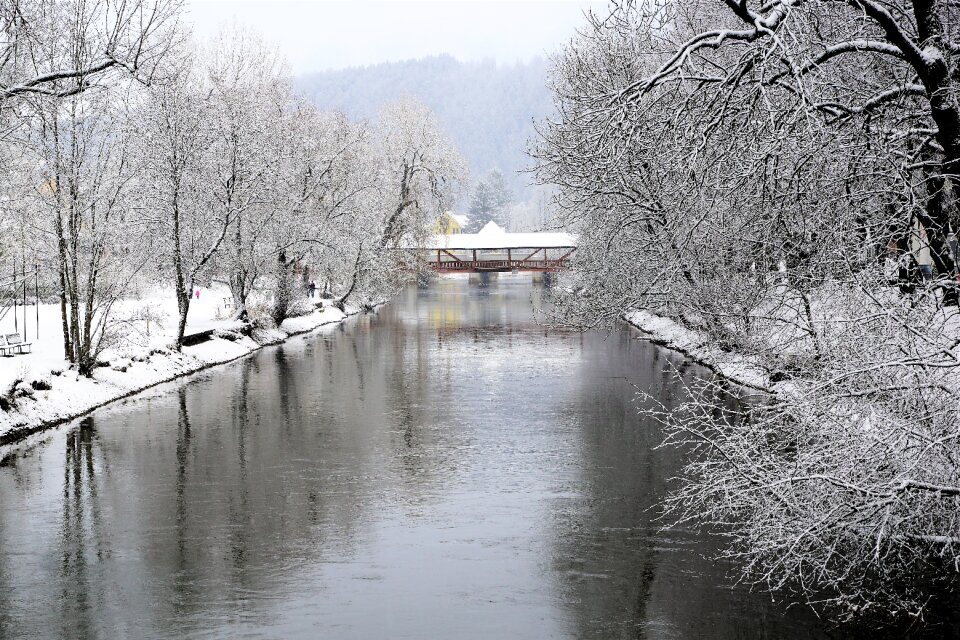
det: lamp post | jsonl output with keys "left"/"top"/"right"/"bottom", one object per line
{"left": 12, "top": 257, "right": 17, "bottom": 334}
{"left": 22, "top": 258, "right": 26, "bottom": 341}
{"left": 35, "top": 264, "right": 39, "bottom": 339}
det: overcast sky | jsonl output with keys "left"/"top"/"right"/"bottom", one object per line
{"left": 183, "top": 0, "right": 605, "bottom": 74}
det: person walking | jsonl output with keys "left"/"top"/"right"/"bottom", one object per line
{"left": 308, "top": 280, "right": 316, "bottom": 298}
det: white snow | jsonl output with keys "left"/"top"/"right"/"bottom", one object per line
{"left": 624, "top": 309, "right": 772, "bottom": 391}
{"left": 0, "top": 285, "right": 363, "bottom": 441}
{"left": 421, "top": 220, "right": 577, "bottom": 250}
{"left": 478, "top": 220, "right": 505, "bottom": 235}
{"left": 449, "top": 212, "right": 469, "bottom": 228}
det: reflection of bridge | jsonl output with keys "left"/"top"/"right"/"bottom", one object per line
{"left": 419, "top": 222, "right": 576, "bottom": 274}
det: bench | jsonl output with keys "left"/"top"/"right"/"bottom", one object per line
{"left": 0, "top": 333, "right": 32, "bottom": 356}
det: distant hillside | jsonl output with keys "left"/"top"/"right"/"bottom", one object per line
{"left": 295, "top": 55, "right": 553, "bottom": 202}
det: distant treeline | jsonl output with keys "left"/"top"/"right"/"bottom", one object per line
{"left": 296, "top": 55, "right": 553, "bottom": 201}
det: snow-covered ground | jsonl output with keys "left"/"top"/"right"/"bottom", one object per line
{"left": 0, "top": 284, "right": 361, "bottom": 443}
{"left": 624, "top": 309, "right": 772, "bottom": 391}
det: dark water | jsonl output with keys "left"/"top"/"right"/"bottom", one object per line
{"left": 0, "top": 277, "right": 955, "bottom": 639}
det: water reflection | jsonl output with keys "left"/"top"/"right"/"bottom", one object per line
{"left": 59, "top": 418, "right": 103, "bottom": 640}
{"left": 0, "top": 275, "right": 955, "bottom": 639}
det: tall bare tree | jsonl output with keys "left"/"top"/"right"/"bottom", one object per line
{"left": 139, "top": 55, "right": 235, "bottom": 349}
{"left": 33, "top": 83, "right": 145, "bottom": 374}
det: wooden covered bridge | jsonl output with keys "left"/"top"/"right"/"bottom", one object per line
{"left": 417, "top": 221, "right": 576, "bottom": 274}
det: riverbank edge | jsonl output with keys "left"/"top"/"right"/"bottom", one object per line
{"left": 0, "top": 303, "right": 375, "bottom": 447}
{"left": 623, "top": 309, "right": 773, "bottom": 393}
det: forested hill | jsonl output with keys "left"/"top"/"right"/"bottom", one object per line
{"left": 295, "top": 55, "right": 553, "bottom": 197}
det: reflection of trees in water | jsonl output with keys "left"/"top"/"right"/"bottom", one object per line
{"left": 18, "top": 346, "right": 393, "bottom": 637}
{"left": 546, "top": 332, "right": 671, "bottom": 640}
{"left": 234, "top": 358, "right": 254, "bottom": 573}
{"left": 59, "top": 417, "right": 106, "bottom": 640}
{"left": 219, "top": 354, "right": 361, "bottom": 595}
{"left": 371, "top": 286, "right": 480, "bottom": 497}
{"left": 388, "top": 306, "right": 432, "bottom": 480}
{"left": 274, "top": 348, "right": 300, "bottom": 434}
{"left": 0, "top": 441, "right": 45, "bottom": 634}
{"left": 349, "top": 330, "right": 366, "bottom": 396}
{"left": 550, "top": 334, "right": 861, "bottom": 639}
{"left": 173, "top": 386, "right": 200, "bottom": 618}
{"left": 415, "top": 276, "right": 555, "bottom": 343}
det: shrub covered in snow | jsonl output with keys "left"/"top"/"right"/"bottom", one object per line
{"left": 213, "top": 329, "right": 242, "bottom": 342}
{"left": 14, "top": 382, "right": 34, "bottom": 398}
{"left": 250, "top": 327, "right": 285, "bottom": 345}
{"left": 285, "top": 298, "right": 314, "bottom": 318}
{"left": 246, "top": 301, "right": 275, "bottom": 330}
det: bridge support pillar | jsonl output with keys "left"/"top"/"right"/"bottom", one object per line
{"left": 470, "top": 272, "right": 495, "bottom": 287}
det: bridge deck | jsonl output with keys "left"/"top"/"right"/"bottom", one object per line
{"left": 422, "top": 246, "right": 575, "bottom": 274}
{"left": 430, "top": 258, "right": 569, "bottom": 273}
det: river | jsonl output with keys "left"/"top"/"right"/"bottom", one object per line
{"left": 0, "top": 276, "right": 954, "bottom": 639}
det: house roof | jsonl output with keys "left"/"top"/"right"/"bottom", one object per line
{"left": 478, "top": 221, "right": 504, "bottom": 235}
{"left": 421, "top": 221, "right": 576, "bottom": 250}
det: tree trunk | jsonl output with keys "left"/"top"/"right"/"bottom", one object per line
{"left": 172, "top": 197, "right": 192, "bottom": 350}
{"left": 336, "top": 242, "right": 364, "bottom": 311}
{"left": 272, "top": 251, "right": 294, "bottom": 325}
{"left": 54, "top": 213, "right": 73, "bottom": 362}
{"left": 380, "top": 163, "right": 412, "bottom": 249}
{"left": 910, "top": 0, "right": 960, "bottom": 292}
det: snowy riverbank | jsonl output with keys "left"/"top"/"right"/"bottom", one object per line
{"left": 0, "top": 295, "right": 365, "bottom": 445}
{"left": 623, "top": 309, "right": 772, "bottom": 392}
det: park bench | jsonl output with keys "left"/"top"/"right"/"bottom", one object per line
{"left": 0, "top": 333, "right": 32, "bottom": 356}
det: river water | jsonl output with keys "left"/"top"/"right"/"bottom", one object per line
{"left": 0, "top": 276, "right": 954, "bottom": 639}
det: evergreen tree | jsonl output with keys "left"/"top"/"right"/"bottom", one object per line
{"left": 467, "top": 169, "right": 512, "bottom": 231}
{"left": 485, "top": 169, "right": 512, "bottom": 215}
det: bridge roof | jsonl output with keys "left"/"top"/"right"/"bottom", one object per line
{"left": 421, "top": 221, "right": 577, "bottom": 250}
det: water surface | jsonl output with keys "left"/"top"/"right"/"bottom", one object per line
{"left": 0, "top": 277, "right": 954, "bottom": 638}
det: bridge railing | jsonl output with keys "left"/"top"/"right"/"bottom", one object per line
{"left": 428, "top": 258, "right": 571, "bottom": 272}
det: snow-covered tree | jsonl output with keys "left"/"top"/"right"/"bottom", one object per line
{"left": 332, "top": 96, "right": 466, "bottom": 309}
{"left": 138, "top": 52, "right": 232, "bottom": 349}
{"left": 536, "top": 0, "right": 960, "bottom": 620}
{"left": 268, "top": 105, "right": 372, "bottom": 323}
{"left": 201, "top": 27, "right": 291, "bottom": 317}
{"left": 30, "top": 84, "right": 148, "bottom": 373}
{"left": 466, "top": 169, "right": 511, "bottom": 231}
{"left": 0, "top": 0, "right": 182, "bottom": 322}
{"left": 0, "top": 0, "right": 181, "bottom": 109}
{"left": 374, "top": 96, "right": 467, "bottom": 249}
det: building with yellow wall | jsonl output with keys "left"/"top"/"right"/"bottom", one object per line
{"left": 432, "top": 211, "right": 470, "bottom": 235}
